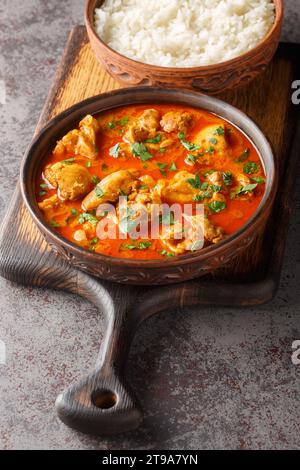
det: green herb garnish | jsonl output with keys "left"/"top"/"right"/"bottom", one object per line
{"left": 208, "top": 200, "right": 226, "bottom": 213}
{"left": 169, "top": 162, "right": 177, "bottom": 171}
{"left": 85, "top": 161, "right": 92, "bottom": 168}
{"left": 118, "top": 116, "right": 129, "bottom": 126}
{"left": 70, "top": 208, "right": 78, "bottom": 216}
{"left": 78, "top": 212, "right": 98, "bottom": 225}
{"left": 187, "top": 174, "right": 202, "bottom": 189}
{"left": 91, "top": 175, "right": 100, "bottom": 185}
{"left": 235, "top": 148, "right": 250, "bottom": 163}
{"left": 50, "top": 220, "right": 61, "bottom": 228}
{"left": 231, "top": 183, "right": 258, "bottom": 199}
{"left": 61, "top": 157, "right": 75, "bottom": 165}
{"left": 251, "top": 176, "right": 266, "bottom": 184}
{"left": 214, "top": 126, "right": 225, "bottom": 136}
{"left": 131, "top": 142, "right": 152, "bottom": 162}
{"left": 123, "top": 241, "right": 152, "bottom": 251}
{"left": 210, "top": 184, "right": 222, "bottom": 193}
{"left": 109, "top": 143, "right": 120, "bottom": 158}
{"left": 95, "top": 187, "right": 104, "bottom": 198}
{"left": 222, "top": 171, "right": 233, "bottom": 186}
{"left": 243, "top": 161, "right": 259, "bottom": 174}
{"left": 210, "top": 137, "right": 217, "bottom": 145}
{"left": 157, "top": 162, "right": 168, "bottom": 176}
{"left": 144, "top": 134, "right": 161, "bottom": 144}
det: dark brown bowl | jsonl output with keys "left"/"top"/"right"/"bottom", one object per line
{"left": 85, "top": 0, "right": 283, "bottom": 93}
{"left": 20, "top": 87, "right": 276, "bottom": 285}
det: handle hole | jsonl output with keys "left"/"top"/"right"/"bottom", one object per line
{"left": 92, "top": 389, "right": 117, "bottom": 409}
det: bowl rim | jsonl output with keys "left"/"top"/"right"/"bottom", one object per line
{"left": 85, "top": 0, "right": 283, "bottom": 72}
{"left": 20, "top": 86, "right": 277, "bottom": 270}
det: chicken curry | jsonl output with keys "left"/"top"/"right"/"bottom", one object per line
{"left": 36, "top": 104, "right": 265, "bottom": 260}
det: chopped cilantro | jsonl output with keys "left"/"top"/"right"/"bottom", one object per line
{"left": 144, "top": 134, "right": 161, "bottom": 144}
{"left": 157, "top": 162, "right": 168, "bottom": 176}
{"left": 50, "top": 220, "right": 60, "bottom": 228}
{"left": 91, "top": 175, "right": 100, "bottom": 185}
{"left": 118, "top": 116, "right": 129, "bottom": 126}
{"left": 235, "top": 148, "right": 250, "bottom": 163}
{"left": 95, "top": 187, "right": 104, "bottom": 198}
{"left": 131, "top": 142, "right": 152, "bottom": 162}
{"left": 222, "top": 171, "right": 233, "bottom": 186}
{"left": 214, "top": 126, "right": 225, "bottom": 136}
{"left": 109, "top": 143, "right": 120, "bottom": 158}
{"left": 61, "top": 157, "right": 75, "bottom": 165}
{"left": 243, "top": 161, "right": 259, "bottom": 174}
{"left": 251, "top": 176, "right": 266, "bottom": 184}
{"left": 187, "top": 174, "right": 202, "bottom": 189}
{"left": 208, "top": 200, "right": 226, "bottom": 213}
{"left": 78, "top": 212, "right": 98, "bottom": 225}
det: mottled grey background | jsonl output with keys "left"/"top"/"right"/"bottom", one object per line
{"left": 0, "top": 0, "right": 300, "bottom": 450}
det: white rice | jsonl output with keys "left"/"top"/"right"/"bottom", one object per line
{"left": 94, "top": 0, "right": 275, "bottom": 68}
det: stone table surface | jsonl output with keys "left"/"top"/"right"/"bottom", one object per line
{"left": 0, "top": 0, "right": 300, "bottom": 450}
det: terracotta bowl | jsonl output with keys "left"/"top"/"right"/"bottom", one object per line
{"left": 20, "top": 87, "right": 276, "bottom": 285}
{"left": 85, "top": 0, "right": 283, "bottom": 94}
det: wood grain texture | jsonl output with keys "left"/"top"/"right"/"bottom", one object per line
{"left": 0, "top": 26, "right": 299, "bottom": 435}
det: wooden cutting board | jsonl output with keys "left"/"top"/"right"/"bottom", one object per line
{"left": 0, "top": 26, "right": 299, "bottom": 436}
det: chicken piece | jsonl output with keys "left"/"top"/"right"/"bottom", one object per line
{"left": 203, "top": 217, "right": 225, "bottom": 244}
{"left": 185, "top": 214, "right": 225, "bottom": 245}
{"left": 160, "top": 111, "right": 192, "bottom": 134}
{"left": 157, "top": 171, "right": 200, "bottom": 204}
{"left": 82, "top": 222, "right": 97, "bottom": 238}
{"left": 43, "top": 161, "right": 92, "bottom": 201}
{"left": 74, "top": 229, "right": 87, "bottom": 243}
{"left": 194, "top": 124, "right": 229, "bottom": 166}
{"left": 235, "top": 173, "right": 251, "bottom": 187}
{"left": 43, "top": 162, "right": 64, "bottom": 188}
{"left": 209, "top": 192, "right": 227, "bottom": 205}
{"left": 38, "top": 194, "right": 59, "bottom": 211}
{"left": 206, "top": 171, "right": 223, "bottom": 187}
{"left": 139, "top": 175, "right": 156, "bottom": 189}
{"left": 82, "top": 169, "right": 140, "bottom": 211}
{"left": 161, "top": 213, "right": 211, "bottom": 255}
{"left": 49, "top": 164, "right": 91, "bottom": 201}
{"left": 124, "top": 109, "right": 160, "bottom": 143}
{"left": 53, "top": 115, "right": 99, "bottom": 159}
{"left": 79, "top": 115, "right": 99, "bottom": 145}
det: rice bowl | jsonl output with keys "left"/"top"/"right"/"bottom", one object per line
{"left": 94, "top": 0, "right": 275, "bottom": 68}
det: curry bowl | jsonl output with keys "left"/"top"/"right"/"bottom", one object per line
{"left": 85, "top": 0, "right": 283, "bottom": 94}
{"left": 20, "top": 87, "right": 276, "bottom": 285}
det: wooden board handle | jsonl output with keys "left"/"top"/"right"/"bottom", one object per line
{"left": 55, "top": 367, "right": 142, "bottom": 436}
{"left": 55, "top": 272, "right": 144, "bottom": 435}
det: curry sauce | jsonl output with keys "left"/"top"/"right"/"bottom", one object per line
{"left": 36, "top": 104, "right": 265, "bottom": 260}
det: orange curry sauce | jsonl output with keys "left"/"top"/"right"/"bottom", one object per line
{"left": 36, "top": 104, "right": 265, "bottom": 260}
